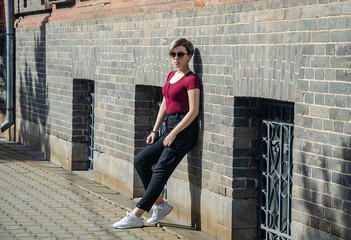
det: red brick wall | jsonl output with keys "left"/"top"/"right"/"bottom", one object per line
{"left": 48, "top": 0, "right": 253, "bottom": 23}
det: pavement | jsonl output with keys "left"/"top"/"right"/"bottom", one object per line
{"left": 0, "top": 138, "right": 215, "bottom": 240}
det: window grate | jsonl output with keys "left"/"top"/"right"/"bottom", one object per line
{"left": 88, "top": 81, "right": 94, "bottom": 171}
{"left": 258, "top": 101, "right": 294, "bottom": 240}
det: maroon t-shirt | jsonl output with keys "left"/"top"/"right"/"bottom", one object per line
{"left": 162, "top": 71, "right": 200, "bottom": 114}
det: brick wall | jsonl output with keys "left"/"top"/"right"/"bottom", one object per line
{"left": 0, "top": 0, "right": 6, "bottom": 110}
{"left": 16, "top": 20, "right": 48, "bottom": 150}
{"left": 14, "top": 0, "right": 351, "bottom": 239}
{"left": 292, "top": 2, "right": 351, "bottom": 238}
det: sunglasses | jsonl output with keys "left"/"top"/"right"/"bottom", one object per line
{"left": 169, "top": 52, "right": 189, "bottom": 58}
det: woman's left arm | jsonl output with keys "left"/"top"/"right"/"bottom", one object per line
{"left": 163, "top": 88, "right": 200, "bottom": 147}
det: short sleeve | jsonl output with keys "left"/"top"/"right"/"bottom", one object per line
{"left": 186, "top": 75, "right": 200, "bottom": 91}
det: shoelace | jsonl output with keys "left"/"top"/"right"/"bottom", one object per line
{"left": 126, "top": 212, "right": 135, "bottom": 220}
{"left": 151, "top": 206, "right": 160, "bottom": 219}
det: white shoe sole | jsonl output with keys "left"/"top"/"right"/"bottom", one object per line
{"left": 113, "top": 224, "right": 144, "bottom": 229}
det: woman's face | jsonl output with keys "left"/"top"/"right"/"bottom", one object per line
{"left": 170, "top": 46, "right": 192, "bottom": 69}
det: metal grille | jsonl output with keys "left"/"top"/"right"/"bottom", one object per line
{"left": 88, "top": 81, "right": 95, "bottom": 171}
{"left": 258, "top": 101, "right": 294, "bottom": 240}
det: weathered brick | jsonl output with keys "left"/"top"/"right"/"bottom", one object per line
{"left": 334, "top": 121, "right": 345, "bottom": 133}
{"left": 331, "top": 57, "right": 351, "bottom": 68}
{"left": 335, "top": 70, "right": 351, "bottom": 81}
{"left": 335, "top": 96, "right": 345, "bottom": 108}
{"left": 312, "top": 32, "right": 330, "bottom": 42}
{"left": 342, "top": 2, "right": 351, "bottom": 14}
{"left": 329, "top": 108, "right": 350, "bottom": 121}
{"left": 310, "top": 82, "right": 328, "bottom": 93}
{"left": 311, "top": 57, "right": 330, "bottom": 68}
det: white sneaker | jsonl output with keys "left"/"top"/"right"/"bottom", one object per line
{"left": 147, "top": 202, "right": 173, "bottom": 224}
{"left": 113, "top": 212, "right": 144, "bottom": 229}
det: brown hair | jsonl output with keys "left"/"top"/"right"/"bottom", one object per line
{"left": 169, "top": 38, "right": 194, "bottom": 55}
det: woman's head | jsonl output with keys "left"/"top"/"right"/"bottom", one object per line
{"left": 169, "top": 38, "right": 194, "bottom": 55}
{"left": 169, "top": 38, "right": 194, "bottom": 70}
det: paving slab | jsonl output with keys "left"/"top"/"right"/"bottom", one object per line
{"left": 0, "top": 138, "right": 216, "bottom": 240}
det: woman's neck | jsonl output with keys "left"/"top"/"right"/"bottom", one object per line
{"left": 177, "top": 66, "right": 190, "bottom": 75}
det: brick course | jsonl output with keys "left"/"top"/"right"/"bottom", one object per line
{"left": 13, "top": 0, "right": 351, "bottom": 239}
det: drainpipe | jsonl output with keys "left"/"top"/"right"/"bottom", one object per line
{"left": 1, "top": 0, "right": 15, "bottom": 132}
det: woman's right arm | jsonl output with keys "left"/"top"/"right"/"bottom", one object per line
{"left": 146, "top": 97, "right": 167, "bottom": 144}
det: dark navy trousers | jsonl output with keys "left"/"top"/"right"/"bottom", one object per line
{"left": 134, "top": 113, "right": 198, "bottom": 212}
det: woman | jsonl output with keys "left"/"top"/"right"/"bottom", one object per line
{"left": 113, "top": 38, "right": 200, "bottom": 229}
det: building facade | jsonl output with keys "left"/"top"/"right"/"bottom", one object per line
{"left": 4, "top": 0, "right": 351, "bottom": 239}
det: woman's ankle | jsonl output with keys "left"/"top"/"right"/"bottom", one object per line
{"left": 132, "top": 207, "right": 145, "bottom": 218}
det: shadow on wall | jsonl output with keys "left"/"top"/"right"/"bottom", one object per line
{"left": 18, "top": 25, "right": 48, "bottom": 150}
{"left": 187, "top": 48, "right": 203, "bottom": 229}
{"left": 297, "top": 140, "right": 351, "bottom": 240}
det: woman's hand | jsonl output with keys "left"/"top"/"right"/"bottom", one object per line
{"left": 146, "top": 132, "right": 157, "bottom": 144}
{"left": 163, "top": 132, "right": 177, "bottom": 147}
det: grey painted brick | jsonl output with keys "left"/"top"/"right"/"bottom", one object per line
{"left": 338, "top": 17, "right": 348, "bottom": 29}
{"left": 311, "top": 57, "right": 330, "bottom": 68}
{"left": 302, "top": 45, "right": 315, "bottom": 55}
{"left": 330, "top": 82, "right": 351, "bottom": 95}
{"left": 309, "top": 129, "right": 328, "bottom": 144}
{"left": 331, "top": 196, "right": 344, "bottom": 211}
{"left": 297, "top": 80, "right": 308, "bottom": 91}
{"left": 315, "top": 69, "right": 324, "bottom": 80}
{"left": 312, "top": 32, "right": 330, "bottom": 42}
{"left": 312, "top": 119, "right": 322, "bottom": 130}
{"left": 325, "top": 95, "right": 335, "bottom": 106}
{"left": 327, "top": 18, "right": 337, "bottom": 30}
{"left": 315, "top": 45, "right": 326, "bottom": 55}
{"left": 334, "top": 121, "right": 345, "bottom": 133}
{"left": 295, "top": 103, "right": 309, "bottom": 115}
{"left": 343, "top": 2, "right": 351, "bottom": 14}
{"left": 310, "top": 82, "right": 328, "bottom": 93}
{"left": 335, "top": 70, "right": 351, "bottom": 81}
{"left": 329, "top": 108, "right": 350, "bottom": 121}
{"left": 310, "top": 105, "right": 329, "bottom": 118}
{"left": 335, "top": 96, "right": 346, "bottom": 108}
{"left": 344, "top": 123, "right": 351, "bottom": 134}
{"left": 302, "top": 5, "right": 326, "bottom": 18}
{"left": 326, "top": 4, "right": 343, "bottom": 16}
{"left": 305, "top": 93, "right": 314, "bottom": 104}
{"left": 331, "top": 57, "right": 351, "bottom": 68}
{"left": 347, "top": 96, "right": 351, "bottom": 108}
{"left": 343, "top": 175, "right": 351, "bottom": 187}
{"left": 316, "top": 19, "right": 326, "bottom": 30}
{"left": 336, "top": 44, "right": 348, "bottom": 55}
{"left": 331, "top": 30, "right": 351, "bottom": 42}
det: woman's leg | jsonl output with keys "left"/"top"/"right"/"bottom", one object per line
{"left": 113, "top": 137, "right": 167, "bottom": 229}
{"left": 114, "top": 120, "right": 198, "bottom": 228}
{"left": 136, "top": 121, "right": 198, "bottom": 212}
{"left": 134, "top": 135, "right": 165, "bottom": 190}
{"left": 130, "top": 195, "right": 164, "bottom": 218}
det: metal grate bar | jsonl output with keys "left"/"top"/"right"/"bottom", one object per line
{"left": 88, "top": 82, "right": 95, "bottom": 171}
